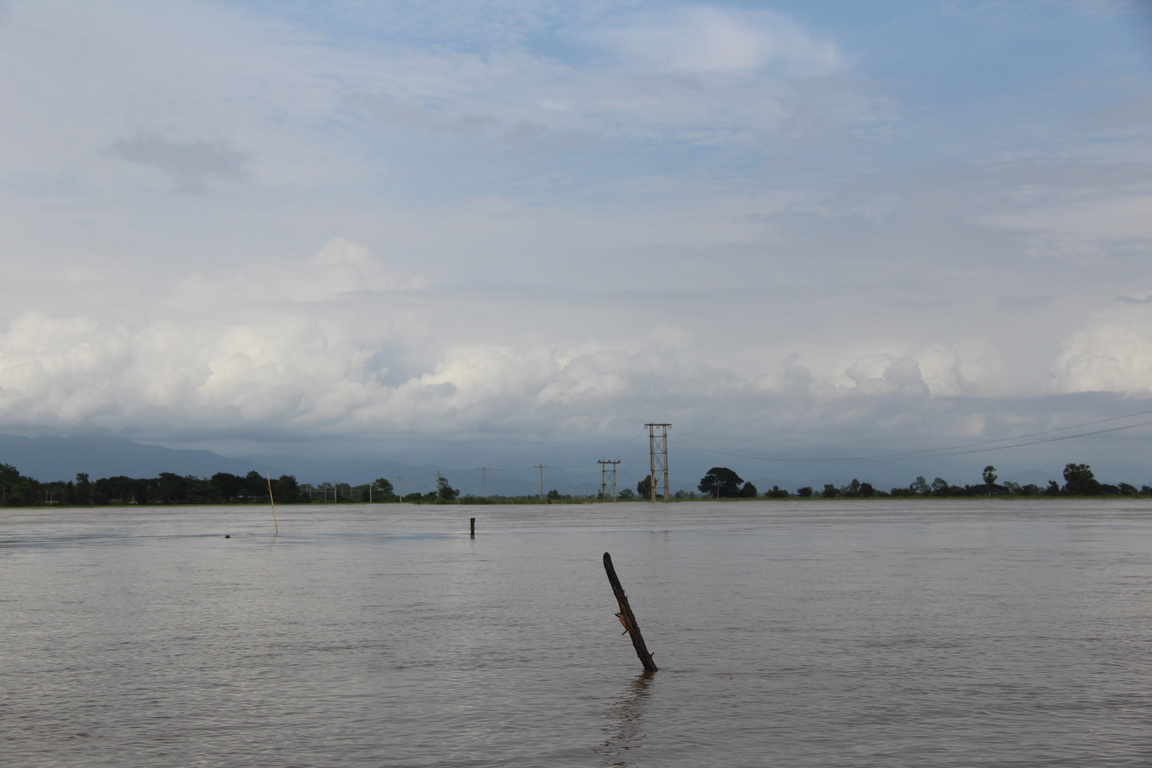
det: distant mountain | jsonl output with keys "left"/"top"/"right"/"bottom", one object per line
{"left": 0, "top": 434, "right": 256, "bottom": 483}
{"left": 0, "top": 433, "right": 512, "bottom": 493}
{"left": 11, "top": 433, "right": 1071, "bottom": 497}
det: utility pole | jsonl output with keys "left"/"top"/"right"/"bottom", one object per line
{"left": 598, "top": 459, "right": 620, "bottom": 502}
{"left": 479, "top": 467, "right": 488, "bottom": 498}
{"left": 397, "top": 476, "right": 403, "bottom": 503}
{"left": 535, "top": 463, "right": 546, "bottom": 502}
{"left": 645, "top": 423, "right": 671, "bottom": 502}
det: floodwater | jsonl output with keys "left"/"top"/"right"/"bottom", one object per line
{"left": 3, "top": 500, "right": 1152, "bottom": 767}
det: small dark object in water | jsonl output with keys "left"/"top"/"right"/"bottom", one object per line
{"left": 225, "top": 534, "right": 231, "bottom": 538}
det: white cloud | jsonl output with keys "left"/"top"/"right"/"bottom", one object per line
{"left": 173, "top": 238, "right": 425, "bottom": 307}
{"left": 0, "top": 246, "right": 1015, "bottom": 445}
{"left": 1052, "top": 303, "right": 1152, "bottom": 393}
{"left": 845, "top": 355, "right": 931, "bottom": 399}
{"left": 597, "top": 6, "right": 845, "bottom": 76}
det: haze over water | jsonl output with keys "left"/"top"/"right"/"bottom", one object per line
{"left": 3, "top": 501, "right": 1152, "bottom": 766}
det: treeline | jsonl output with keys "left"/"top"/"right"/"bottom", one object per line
{"left": 0, "top": 463, "right": 568, "bottom": 507}
{"left": 0, "top": 464, "right": 469, "bottom": 507}
{"left": 695, "top": 463, "right": 1152, "bottom": 500}
{"left": 4, "top": 461, "right": 1150, "bottom": 508}
{"left": 0, "top": 464, "right": 308, "bottom": 507}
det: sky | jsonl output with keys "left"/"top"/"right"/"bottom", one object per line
{"left": 2, "top": 0, "right": 1152, "bottom": 492}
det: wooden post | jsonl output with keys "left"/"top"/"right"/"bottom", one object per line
{"left": 470, "top": 517, "right": 475, "bottom": 538}
{"left": 603, "top": 552, "right": 658, "bottom": 672}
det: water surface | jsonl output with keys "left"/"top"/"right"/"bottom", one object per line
{"left": 3, "top": 500, "right": 1152, "bottom": 766}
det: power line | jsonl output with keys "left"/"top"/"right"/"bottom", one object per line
{"left": 848, "top": 407, "right": 1152, "bottom": 461}
{"left": 675, "top": 410, "right": 1152, "bottom": 465}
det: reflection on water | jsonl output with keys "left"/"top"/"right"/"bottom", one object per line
{"left": 594, "top": 671, "right": 654, "bottom": 766}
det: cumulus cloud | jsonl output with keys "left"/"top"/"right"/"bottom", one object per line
{"left": 277, "top": 238, "right": 427, "bottom": 300}
{"left": 0, "top": 313, "right": 130, "bottom": 424}
{"left": 830, "top": 343, "right": 999, "bottom": 400}
{"left": 1052, "top": 303, "right": 1152, "bottom": 393}
{"left": 845, "top": 356, "right": 931, "bottom": 399}
{"left": 0, "top": 242, "right": 1016, "bottom": 453}
{"left": 0, "top": 244, "right": 1131, "bottom": 477}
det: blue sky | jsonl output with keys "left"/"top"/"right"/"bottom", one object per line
{"left": 1, "top": 1, "right": 1151, "bottom": 490}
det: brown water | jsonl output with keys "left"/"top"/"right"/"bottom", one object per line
{"left": 3, "top": 500, "right": 1152, "bottom": 766}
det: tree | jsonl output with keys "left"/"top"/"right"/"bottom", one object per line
{"left": 435, "top": 475, "right": 459, "bottom": 501}
{"left": 372, "top": 477, "right": 395, "bottom": 501}
{"left": 618, "top": 488, "right": 636, "bottom": 500}
{"left": 796, "top": 486, "right": 813, "bottom": 498}
{"left": 183, "top": 475, "right": 215, "bottom": 504}
{"left": 637, "top": 474, "right": 653, "bottom": 499}
{"left": 0, "top": 463, "right": 41, "bottom": 506}
{"left": 157, "top": 472, "right": 188, "bottom": 504}
{"left": 698, "top": 467, "right": 744, "bottom": 498}
{"left": 1063, "top": 463, "right": 1100, "bottom": 495}
{"left": 272, "top": 475, "right": 303, "bottom": 503}
{"left": 983, "top": 466, "right": 998, "bottom": 486}
{"left": 822, "top": 484, "right": 838, "bottom": 499}
{"left": 75, "top": 472, "right": 92, "bottom": 505}
{"left": 910, "top": 476, "right": 930, "bottom": 495}
{"left": 766, "top": 485, "right": 789, "bottom": 499}
{"left": 210, "top": 472, "right": 246, "bottom": 502}
{"left": 245, "top": 470, "right": 267, "bottom": 499}
{"left": 739, "top": 481, "right": 758, "bottom": 498}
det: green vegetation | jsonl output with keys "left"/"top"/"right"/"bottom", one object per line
{"left": 0, "top": 461, "right": 1149, "bottom": 508}
{"left": 0, "top": 465, "right": 309, "bottom": 506}
{"left": 0, "top": 463, "right": 607, "bottom": 507}
{"left": 699, "top": 467, "right": 754, "bottom": 498}
{"left": 407, "top": 475, "right": 461, "bottom": 503}
{"left": 698, "top": 463, "right": 1152, "bottom": 500}
{"left": 637, "top": 474, "right": 653, "bottom": 498}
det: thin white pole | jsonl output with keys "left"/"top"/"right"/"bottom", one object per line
{"left": 265, "top": 470, "right": 278, "bottom": 537}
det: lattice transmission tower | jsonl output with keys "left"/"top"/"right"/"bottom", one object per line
{"left": 645, "top": 423, "right": 670, "bottom": 502}
{"left": 598, "top": 459, "right": 620, "bottom": 502}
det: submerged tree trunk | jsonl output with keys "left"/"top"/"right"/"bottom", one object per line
{"left": 603, "top": 552, "right": 658, "bottom": 672}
